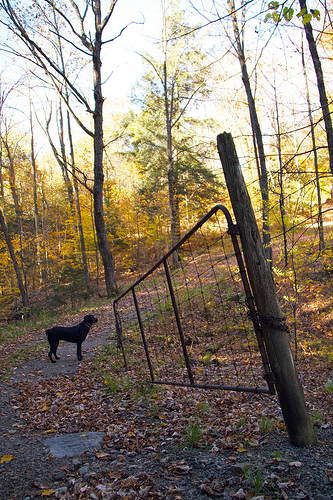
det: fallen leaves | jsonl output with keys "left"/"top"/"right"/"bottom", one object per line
{"left": 1, "top": 278, "right": 333, "bottom": 500}
{"left": 168, "top": 460, "right": 191, "bottom": 475}
{"left": 95, "top": 450, "right": 110, "bottom": 460}
{"left": 95, "top": 472, "right": 162, "bottom": 499}
{"left": 278, "top": 480, "right": 294, "bottom": 490}
{"left": 11, "top": 359, "right": 286, "bottom": 459}
{"left": 40, "top": 402, "right": 50, "bottom": 412}
{"left": 0, "top": 454, "right": 13, "bottom": 463}
{"left": 32, "top": 482, "right": 50, "bottom": 490}
{"left": 41, "top": 489, "right": 55, "bottom": 496}
{"left": 200, "top": 478, "right": 226, "bottom": 497}
{"left": 289, "top": 461, "right": 303, "bottom": 467}
{"left": 326, "top": 472, "right": 333, "bottom": 483}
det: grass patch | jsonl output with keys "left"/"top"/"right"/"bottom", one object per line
{"left": 244, "top": 464, "right": 265, "bottom": 496}
{"left": 259, "top": 415, "right": 275, "bottom": 435}
{"left": 0, "top": 322, "right": 30, "bottom": 344}
{"left": 184, "top": 420, "right": 203, "bottom": 447}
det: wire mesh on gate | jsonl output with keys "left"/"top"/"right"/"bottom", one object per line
{"left": 113, "top": 205, "right": 275, "bottom": 395}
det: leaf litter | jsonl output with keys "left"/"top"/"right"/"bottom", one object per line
{"left": 1, "top": 287, "right": 333, "bottom": 499}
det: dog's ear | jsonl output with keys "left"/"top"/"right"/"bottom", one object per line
{"left": 85, "top": 314, "right": 97, "bottom": 323}
{"left": 83, "top": 314, "right": 97, "bottom": 325}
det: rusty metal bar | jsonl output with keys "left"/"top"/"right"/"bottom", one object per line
{"left": 114, "top": 205, "right": 232, "bottom": 306}
{"left": 113, "top": 302, "right": 127, "bottom": 367}
{"left": 227, "top": 224, "right": 276, "bottom": 395}
{"left": 113, "top": 204, "right": 275, "bottom": 395}
{"left": 150, "top": 380, "right": 270, "bottom": 394}
{"left": 163, "top": 259, "right": 195, "bottom": 385}
{"left": 131, "top": 288, "right": 155, "bottom": 382}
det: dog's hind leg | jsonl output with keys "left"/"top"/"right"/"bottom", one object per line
{"left": 54, "top": 340, "right": 60, "bottom": 360}
{"left": 48, "top": 349, "right": 56, "bottom": 363}
{"left": 76, "top": 342, "right": 83, "bottom": 361}
{"left": 49, "top": 339, "right": 60, "bottom": 362}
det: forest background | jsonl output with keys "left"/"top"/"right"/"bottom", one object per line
{"left": 0, "top": 0, "right": 332, "bottom": 326}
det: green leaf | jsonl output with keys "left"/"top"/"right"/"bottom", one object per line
{"left": 283, "top": 7, "right": 294, "bottom": 21}
{"left": 302, "top": 13, "right": 312, "bottom": 24}
{"left": 272, "top": 10, "right": 280, "bottom": 21}
{"left": 297, "top": 8, "right": 307, "bottom": 18}
{"left": 268, "top": 1, "right": 280, "bottom": 9}
{"left": 311, "top": 9, "right": 320, "bottom": 20}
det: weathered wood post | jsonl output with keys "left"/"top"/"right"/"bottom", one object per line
{"left": 217, "top": 132, "right": 317, "bottom": 446}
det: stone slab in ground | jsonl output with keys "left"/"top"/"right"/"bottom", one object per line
{"left": 45, "top": 431, "right": 105, "bottom": 458}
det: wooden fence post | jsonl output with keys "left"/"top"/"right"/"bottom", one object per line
{"left": 217, "top": 132, "right": 317, "bottom": 446}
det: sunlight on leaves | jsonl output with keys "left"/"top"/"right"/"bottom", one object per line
{"left": 41, "top": 490, "right": 56, "bottom": 496}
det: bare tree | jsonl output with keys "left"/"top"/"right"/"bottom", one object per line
{"left": 0, "top": 0, "right": 127, "bottom": 296}
{"left": 226, "top": 0, "right": 272, "bottom": 264}
{"left": 1, "top": 126, "right": 27, "bottom": 288}
{"left": 298, "top": 0, "right": 333, "bottom": 177}
{"left": 43, "top": 101, "right": 91, "bottom": 292}
{"left": 0, "top": 80, "right": 29, "bottom": 308}
{"left": 0, "top": 208, "right": 29, "bottom": 309}
{"left": 29, "top": 99, "right": 43, "bottom": 284}
{"left": 301, "top": 37, "right": 325, "bottom": 250}
{"left": 66, "top": 107, "right": 91, "bottom": 293}
{"left": 268, "top": 79, "right": 288, "bottom": 266}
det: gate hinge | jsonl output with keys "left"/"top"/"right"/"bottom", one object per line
{"left": 263, "top": 372, "right": 277, "bottom": 385}
{"left": 227, "top": 223, "right": 239, "bottom": 235}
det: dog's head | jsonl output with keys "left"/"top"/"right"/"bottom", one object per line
{"left": 83, "top": 314, "right": 98, "bottom": 326}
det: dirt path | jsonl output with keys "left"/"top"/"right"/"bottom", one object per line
{"left": 8, "top": 325, "right": 113, "bottom": 381}
{"left": 0, "top": 322, "right": 112, "bottom": 499}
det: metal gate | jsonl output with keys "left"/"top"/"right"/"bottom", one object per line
{"left": 113, "top": 205, "right": 276, "bottom": 395}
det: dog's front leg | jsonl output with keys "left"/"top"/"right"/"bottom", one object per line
{"left": 77, "top": 343, "right": 83, "bottom": 361}
{"left": 48, "top": 351, "right": 56, "bottom": 363}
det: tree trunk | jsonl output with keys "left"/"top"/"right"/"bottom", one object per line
{"left": 301, "top": 39, "right": 325, "bottom": 250}
{"left": 0, "top": 208, "right": 29, "bottom": 309}
{"left": 299, "top": 0, "right": 333, "bottom": 176}
{"left": 2, "top": 135, "right": 27, "bottom": 292}
{"left": 274, "top": 88, "right": 288, "bottom": 266}
{"left": 217, "top": 132, "right": 317, "bottom": 447}
{"left": 30, "top": 105, "right": 43, "bottom": 284}
{"left": 164, "top": 61, "right": 180, "bottom": 267}
{"left": 57, "top": 102, "right": 76, "bottom": 230}
{"left": 66, "top": 109, "right": 91, "bottom": 293}
{"left": 93, "top": 8, "right": 117, "bottom": 296}
{"left": 227, "top": 0, "right": 272, "bottom": 264}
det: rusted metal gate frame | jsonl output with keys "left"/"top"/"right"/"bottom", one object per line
{"left": 113, "top": 204, "right": 276, "bottom": 395}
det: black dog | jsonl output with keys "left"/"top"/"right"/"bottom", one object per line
{"left": 45, "top": 314, "right": 98, "bottom": 363}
